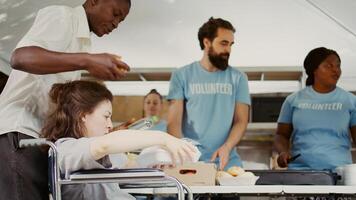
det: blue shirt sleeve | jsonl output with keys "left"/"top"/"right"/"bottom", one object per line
{"left": 278, "top": 96, "right": 293, "bottom": 124}
{"left": 167, "top": 70, "right": 185, "bottom": 100}
{"left": 235, "top": 73, "right": 251, "bottom": 105}
{"left": 350, "top": 96, "right": 356, "bottom": 127}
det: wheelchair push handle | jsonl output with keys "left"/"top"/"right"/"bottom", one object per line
{"left": 19, "top": 138, "right": 48, "bottom": 148}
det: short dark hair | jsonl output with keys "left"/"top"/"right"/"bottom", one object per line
{"left": 41, "top": 80, "right": 113, "bottom": 142}
{"left": 198, "top": 17, "right": 236, "bottom": 50}
{"left": 303, "top": 47, "right": 340, "bottom": 86}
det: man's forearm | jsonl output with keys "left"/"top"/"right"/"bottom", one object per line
{"left": 11, "top": 46, "right": 88, "bottom": 74}
{"left": 224, "top": 121, "right": 247, "bottom": 151}
{"left": 167, "top": 100, "right": 184, "bottom": 138}
{"left": 167, "top": 123, "right": 183, "bottom": 138}
{"left": 167, "top": 111, "right": 183, "bottom": 138}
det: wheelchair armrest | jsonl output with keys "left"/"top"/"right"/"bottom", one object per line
{"left": 73, "top": 168, "right": 163, "bottom": 174}
{"left": 69, "top": 168, "right": 165, "bottom": 180}
{"left": 19, "top": 138, "right": 48, "bottom": 148}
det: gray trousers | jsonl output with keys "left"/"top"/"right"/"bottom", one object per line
{"left": 0, "top": 132, "right": 49, "bottom": 200}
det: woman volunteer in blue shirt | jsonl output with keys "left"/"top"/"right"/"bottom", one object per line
{"left": 143, "top": 89, "right": 167, "bottom": 132}
{"left": 274, "top": 47, "right": 356, "bottom": 170}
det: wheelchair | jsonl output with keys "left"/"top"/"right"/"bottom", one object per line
{"left": 19, "top": 138, "right": 193, "bottom": 200}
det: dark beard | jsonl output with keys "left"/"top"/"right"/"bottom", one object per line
{"left": 208, "top": 48, "right": 230, "bottom": 71}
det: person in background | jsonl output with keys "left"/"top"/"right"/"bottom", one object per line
{"left": 274, "top": 47, "right": 356, "bottom": 170}
{"left": 167, "top": 17, "right": 250, "bottom": 171}
{"left": 41, "top": 80, "right": 196, "bottom": 200}
{"left": 143, "top": 89, "right": 167, "bottom": 132}
{"left": 0, "top": 0, "right": 131, "bottom": 199}
{"left": 115, "top": 89, "right": 167, "bottom": 131}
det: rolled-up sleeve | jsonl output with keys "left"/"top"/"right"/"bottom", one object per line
{"left": 55, "top": 137, "right": 109, "bottom": 178}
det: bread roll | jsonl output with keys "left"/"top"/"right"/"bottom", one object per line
{"left": 227, "top": 166, "right": 245, "bottom": 177}
{"left": 216, "top": 170, "right": 233, "bottom": 179}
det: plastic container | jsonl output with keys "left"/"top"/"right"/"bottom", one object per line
{"left": 343, "top": 164, "right": 356, "bottom": 185}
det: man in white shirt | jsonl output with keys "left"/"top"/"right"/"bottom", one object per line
{"left": 0, "top": 0, "right": 131, "bottom": 199}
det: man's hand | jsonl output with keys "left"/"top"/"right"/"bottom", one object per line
{"left": 210, "top": 144, "right": 231, "bottom": 170}
{"left": 86, "top": 53, "right": 130, "bottom": 80}
{"left": 277, "top": 151, "right": 291, "bottom": 168}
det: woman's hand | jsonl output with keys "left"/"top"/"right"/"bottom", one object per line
{"left": 162, "top": 134, "right": 197, "bottom": 166}
{"left": 277, "top": 152, "right": 291, "bottom": 168}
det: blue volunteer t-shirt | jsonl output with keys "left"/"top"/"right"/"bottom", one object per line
{"left": 167, "top": 61, "right": 251, "bottom": 169}
{"left": 148, "top": 120, "right": 167, "bottom": 132}
{"left": 278, "top": 86, "right": 356, "bottom": 170}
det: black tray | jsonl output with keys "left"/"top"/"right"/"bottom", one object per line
{"left": 247, "top": 170, "right": 339, "bottom": 185}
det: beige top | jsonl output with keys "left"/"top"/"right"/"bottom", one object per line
{"left": 0, "top": 5, "right": 91, "bottom": 138}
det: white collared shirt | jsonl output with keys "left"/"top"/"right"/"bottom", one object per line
{"left": 0, "top": 5, "right": 91, "bottom": 138}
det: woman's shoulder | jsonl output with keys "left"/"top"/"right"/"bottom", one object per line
{"left": 55, "top": 137, "right": 90, "bottom": 146}
{"left": 336, "top": 86, "right": 355, "bottom": 97}
{"left": 150, "top": 120, "right": 168, "bottom": 132}
{"left": 284, "top": 89, "right": 306, "bottom": 103}
{"left": 159, "top": 119, "right": 168, "bottom": 127}
{"left": 335, "top": 86, "right": 356, "bottom": 106}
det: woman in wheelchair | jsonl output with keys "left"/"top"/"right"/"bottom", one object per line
{"left": 41, "top": 80, "right": 197, "bottom": 200}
